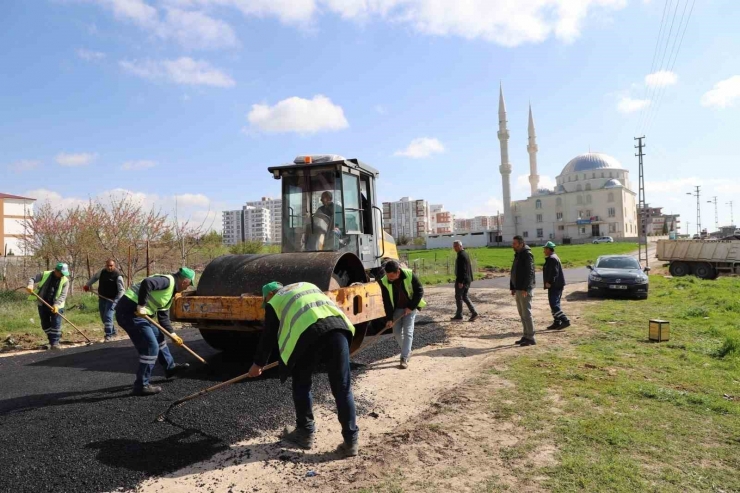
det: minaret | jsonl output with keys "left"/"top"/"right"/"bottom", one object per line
{"left": 527, "top": 103, "right": 540, "bottom": 196}
{"left": 498, "top": 83, "right": 516, "bottom": 239}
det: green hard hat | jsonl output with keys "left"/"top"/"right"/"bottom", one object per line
{"left": 55, "top": 262, "right": 70, "bottom": 276}
{"left": 262, "top": 281, "right": 283, "bottom": 307}
{"left": 544, "top": 241, "right": 556, "bottom": 249}
{"left": 179, "top": 267, "right": 196, "bottom": 287}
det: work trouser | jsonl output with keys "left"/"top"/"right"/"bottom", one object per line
{"left": 454, "top": 283, "right": 477, "bottom": 317}
{"left": 547, "top": 288, "right": 569, "bottom": 323}
{"left": 98, "top": 298, "right": 117, "bottom": 337}
{"left": 115, "top": 308, "right": 175, "bottom": 389}
{"left": 38, "top": 305, "right": 63, "bottom": 345}
{"left": 392, "top": 308, "right": 417, "bottom": 361}
{"left": 515, "top": 290, "right": 535, "bottom": 340}
{"left": 291, "top": 329, "right": 359, "bottom": 444}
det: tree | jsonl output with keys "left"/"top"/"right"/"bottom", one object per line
{"left": 662, "top": 222, "right": 669, "bottom": 235}
{"left": 397, "top": 235, "right": 411, "bottom": 246}
{"left": 412, "top": 236, "right": 426, "bottom": 246}
{"left": 229, "top": 241, "right": 266, "bottom": 255}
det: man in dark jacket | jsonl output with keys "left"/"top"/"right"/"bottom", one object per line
{"left": 378, "top": 260, "right": 426, "bottom": 369}
{"left": 247, "top": 281, "right": 359, "bottom": 457}
{"left": 451, "top": 241, "right": 478, "bottom": 322}
{"left": 543, "top": 242, "right": 570, "bottom": 330}
{"left": 510, "top": 235, "right": 536, "bottom": 346}
{"left": 83, "top": 259, "right": 125, "bottom": 342}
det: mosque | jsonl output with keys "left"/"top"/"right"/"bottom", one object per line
{"left": 497, "top": 84, "right": 639, "bottom": 243}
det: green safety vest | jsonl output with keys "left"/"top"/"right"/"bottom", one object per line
{"left": 29, "top": 271, "right": 69, "bottom": 308}
{"left": 380, "top": 268, "right": 427, "bottom": 310}
{"left": 124, "top": 274, "right": 176, "bottom": 316}
{"left": 269, "top": 282, "right": 355, "bottom": 365}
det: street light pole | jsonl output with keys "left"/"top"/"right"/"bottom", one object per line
{"left": 727, "top": 201, "right": 735, "bottom": 226}
{"left": 708, "top": 196, "right": 719, "bottom": 232}
{"left": 686, "top": 186, "right": 701, "bottom": 235}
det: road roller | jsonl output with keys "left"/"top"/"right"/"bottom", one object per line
{"left": 171, "top": 154, "right": 400, "bottom": 353}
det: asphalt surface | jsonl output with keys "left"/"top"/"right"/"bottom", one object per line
{"left": 0, "top": 318, "right": 445, "bottom": 493}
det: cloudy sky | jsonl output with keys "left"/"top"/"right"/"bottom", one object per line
{"left": 2, "top": 0, "right": 739, "bottom": 233}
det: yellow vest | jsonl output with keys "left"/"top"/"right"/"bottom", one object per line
{"left": 269, "top": 282, "right": 354, "bottom": 365}
{"left": 123, "top": 274, "right": 176, "bottom": 316}
{"left": 29, "top": 271, "right": 68, "bottom": 308}
{"left": 380, "top": 268, "right": 427, "bottom": 310}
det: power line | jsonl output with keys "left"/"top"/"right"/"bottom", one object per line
{"left": 634, "top": 0, "right": 671, "bottom": 135}
{"left": 643, "top": 0, "right": 696, "bottom": 135}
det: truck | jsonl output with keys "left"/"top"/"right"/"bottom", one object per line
{"left": 656, "top": 239, "right": 740, "bottom": 279}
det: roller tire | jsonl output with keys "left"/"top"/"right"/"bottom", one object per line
{"left": 199, "top": 329, "right": 261, "bottom": 355}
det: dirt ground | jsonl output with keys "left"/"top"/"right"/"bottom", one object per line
{"left": 135, "top": 284, "right": 587, "bottom": 493}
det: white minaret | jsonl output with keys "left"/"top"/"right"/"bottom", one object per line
{"left": 527, "top": 103, "right": 540, "bottom": 196}
{"left": 498, "top": 83, "right": 516, "bottom": 239}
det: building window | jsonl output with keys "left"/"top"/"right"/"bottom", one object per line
{"left": 586, "top": 195, "right": 592, "bottom": 204}
{"left": 601, "top": 172, "right": 605, "bottom": 178}
{"left": 577, "top": 185, "right": 583, "bottom": 192}
{"left": 608, "top": 207, "right": 616, "bottom": 217}
{"left": 609, "top": 223, "right": 617, "bottom": 233}
{"left": 592, "top": 173, "right": 596, "bottom": 178}
{"left": 556, "top": 212, "right": 563, "bottom": 221}
{"left": 583, "top": 174, "right": 586, "bottom": 180}
{"left": 536, "top": 228, "right": 543, "bottom": 238}
{"left": 610, "top": 172, "right": 614, "bottom": 178}
{"left": 556, "top": 197, "right": 562, "bottom": 207}
{"left": 558, "top": 225, "right": 565, "bottom": 231}
{"left": 536, "top": 214, "right": 543, "bottom": 223}
{"left": 535, "top": 199, "right": 542, "bottom": 209}
{"left": 608, "top": 192, "right": 614, "bottom": 202}
{"left": 577, "top": 195, "right": 583, "bottom": 205}
{"left": 585, "top": 183, "right": 592, "bottom": 191}
{"left": 523, "top": 231, "right": 529, "bottom": 238}
{"left": 586, "top": 210, "right": 591, "bottom": 217}
{"left": 515, "top": 216, "right": 520, "bottom": 224}
{"left": 580, "top": 227, "right": 586, "bottom": 234}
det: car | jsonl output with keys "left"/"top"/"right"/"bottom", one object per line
{"left": 587, "top": 255, "right": 650, "bottom": 299}
{"left": 692, "top": 234, "right": 700, "bottom": 240}
{"left": 592, "top": 236, "right": 614, "bottom": 244}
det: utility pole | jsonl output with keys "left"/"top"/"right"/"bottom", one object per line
{"left": 686, "top": 186, "right": 701, "bottom": 235}
{"left": 727, "top": 201, "right": 735, "bottom": 226}
{"left": 634, "top": 136, "right": 648, "bottom": 267}
{"left": 708, "top": 196, "right": 719, "bottom": 232}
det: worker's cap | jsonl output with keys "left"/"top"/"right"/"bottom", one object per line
{"left": 178, "top": 267, "right": 196, "bottom": 287}
{"left": 55, "top": 262, "right": 70, "bottom": 276}
{"left": 544, "top": 241, "right": 556, "bottom": 249}
{"left": 261, "top": 282, "right": 283, "bottom": 307}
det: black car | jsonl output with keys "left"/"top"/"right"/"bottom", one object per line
{"left": 587, "top": 255, "right": 650, "bottom": 299}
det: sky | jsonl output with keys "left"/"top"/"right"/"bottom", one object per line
{"left": 2, "top": 0, "right": 739, "bottom": 235}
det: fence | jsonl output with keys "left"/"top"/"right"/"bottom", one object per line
{"left": 399, "top": 251, "right": 479, "bottom": 279}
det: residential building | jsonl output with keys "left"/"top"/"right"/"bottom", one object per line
{"left": 454, "top": 214, "right": 504, "bottom": 233}
{"left": 382, "top": 197, "right": 430, "bottom": 239}
{"left": 1, "top": 192, "right": 35, "bottom": 256}
{"left": 638, "top": 205, "right": 680, "bottom": 235}
{"left": 246, "top": 197, "right": 282, "bottom": 244}
{"left": 429, "top": 204, "right": 453, "bottom": 234}
{"left": 243, "top": 206, "right": 271, "bottom": 243}
{"left": 222, "top": 210, "right": 243, "bottom": 246}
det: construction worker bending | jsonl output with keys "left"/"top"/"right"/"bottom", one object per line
{"left": 83, "top": 259, "right": 125, "bottom": 342}
{"left": 114, "top": 267, "right": 195, "bottom": 396}
{"left": 378, "top": 260, "right": 426, "bottom": 369}
{"left": 247, "top": 281, "right": 359, "bottom": 458}
{"left": 26, "top": 262, "right": 70, "bottom": 350}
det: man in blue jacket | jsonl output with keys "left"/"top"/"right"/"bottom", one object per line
{"left": 543, "top": 242, "right": 571, "bottom": 330}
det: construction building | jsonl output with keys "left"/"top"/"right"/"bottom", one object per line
{"left": 382, "top": 197, "right": 430, "bottom": 239}
{"left": 497, "top": 84, "right": 639, "bottom": 242}
{"left": 1, "top": 192, "right": 35, "bottom": 256}
{"left": 638, "top": 205, "right": 680, "bottom": 235}
{"left": 453, "top": 214, "right": 504, "bottom": 234}
{"left": 429, "top": 204, "right": 454, "bottom": 234}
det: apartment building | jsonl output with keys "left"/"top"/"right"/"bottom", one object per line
{"left": 382, "top": 197, "right": 430, "bottom": 239}
{"left": 1, "top": 192, "right": 35, "bottom": 256}
{"left": 429, "top": 204, "right": 453, "bottom": 234}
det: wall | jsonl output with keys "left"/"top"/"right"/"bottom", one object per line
{"left": 426, "top": 231, "right": 492, "bottom": 249}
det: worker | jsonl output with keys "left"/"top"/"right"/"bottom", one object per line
{"left": 510, "top": 235, "right": 536, "bottom": 346}
{"left": 247, "top": 281, "right": 359, "bottom": 458}
{"left": 83, "top": 259, "right": 125, "bottom": 342}
{"left": 450, "top": 240, "right": 479, "bottom": 322}
{"left": 316, "top": 191, "right": 343, "bottom": 232}
{"left": 378, "top": 260, "right": 426, "bottom": 369}
{"left": 114, "top": 267, "right": 195, "bottom": 396}
{"left": 543, "top": 241, "right": 570, "bottom": 330}
{"left": 26, "top": 262, "right": 70, "bottom": 350}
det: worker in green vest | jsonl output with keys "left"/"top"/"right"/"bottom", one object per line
{"left": 247, "top": 281, "right": 359, "bottom": 458}
{"left": 114, "top": 268, "right": 195, "bottom": 396}
{"left": 378, "top": 260, "right": 426, "bottom": 369}
{"left": 26, "top": 262, "right": 70, "bottom": 350}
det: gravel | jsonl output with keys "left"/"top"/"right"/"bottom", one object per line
{"left": 0, "top": 317, "right": 446, "bottom": 493}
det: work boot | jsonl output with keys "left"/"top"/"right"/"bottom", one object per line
{"left": 165, "top": 362, "right": 191, "bottom": 379}
{"left": 450, "top": 315, "right": 463, "bottom": 321}
{"left": 513, "top": 338, "right": 526, "bottom": 345}
{"left": 546, "top": 321, "right": 560, "bottom": 330}
{"left": 104, "top": 335, "right": 113, "bottom": 342}
{"left": 399, "top": 357, "right": 409, "bottom": 370}
{"left": 519, "top": 338, "right": 537, "bottom": 347}
{"left": 469, "top": 313, "right": 479, "bottom": 322}
{"left": 281, "top": 426, "right": 315, "bottom": 450}
{"left": 336, "top": 440, "right": 359, "bottom": 458}
{"left": 132, "top": 385, "right": 162, "bottom": 396}
{"left": 558, "top": 320, "right": 571, "bottom": 330}
{"left": 49, "top": 342, "right": 62, "bottom": 351}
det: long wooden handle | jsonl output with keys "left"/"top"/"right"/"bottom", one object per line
{"left": 143, "top": 314, "right": 208, "bottom": 365}
{"left": 29, "top": 289, "right": 92, "bottom": 343}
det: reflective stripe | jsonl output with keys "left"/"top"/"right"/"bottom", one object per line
{"left": 380, "top": 268, "right": 426, "bottom": 310}
{"left": 277, "top": 287, "right": 323, "bottom": 338}
{"left": 139, "top": 355, "right": 158, "bottom": 364}
{"left": 279, "top": 299, "right": 333, "bottom": 354}
{"left": 159, "top": 342, "right": 167, "bottom": 349}
{"left": 123, "top": 275, "right": 175, "bottom": 315}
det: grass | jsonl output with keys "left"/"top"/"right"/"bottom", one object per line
{"left": 405, "top": 243, "right": 638, "bottom": 285}
{"left": 486, "top": 275, "right": 740, "bottom": 492}
{"left": 0, "top": 289, "right": 106, "bottom": 346}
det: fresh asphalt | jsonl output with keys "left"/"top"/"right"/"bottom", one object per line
{"left": 0, "top": 320, "right": 445, "bottom": 493}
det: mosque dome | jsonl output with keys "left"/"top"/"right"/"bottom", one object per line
{"left": 560, "top": 152, "right": 623, "bottom": 175}
{"left": 604, "top": 179, "right": 623, "bottom": 188}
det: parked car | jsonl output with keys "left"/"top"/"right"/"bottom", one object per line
{"left": 587, "top": 255, "right": 650, "bottom": 299}
{"left": 692, "top": 234, "right": 700, "bottom": 240}
{"left": 592, "top": 236, "right": 614, "bottom": 244}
